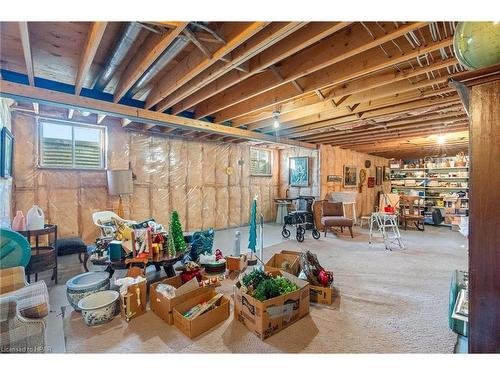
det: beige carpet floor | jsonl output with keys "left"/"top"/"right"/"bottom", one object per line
{"left": 63, "top": 227, "right": 467, "bottom": 353}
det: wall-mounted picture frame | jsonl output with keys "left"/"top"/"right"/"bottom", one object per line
{"left": 289, "top": 156, "right": 309, "bottom": 187}
{"left": 383, "top": 166, "right": 391, "bottom": 181}
{"left": 0, "top": 127, "right": 14, "bottom": 178}
{"left": 343, "top": 165, "right": 357, "bottom": 188}
{"left": 375, "top": 166, "right": 383, "bottom": 186}
{"left": 327, "top": 175, "right": 342, "bottom": 182}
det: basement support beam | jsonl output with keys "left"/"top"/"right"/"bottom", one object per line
{"left": 0, "top": 80, "right": 316, "bottom": 149}
{"left": 75, "top": 22, "right": 108, "bottom": 95}
{"left": 18, "top": 22, "right": 35, "bottom": 86}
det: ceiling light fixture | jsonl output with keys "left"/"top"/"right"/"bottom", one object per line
{"left": 272, "top": 111, "right": 281, "bottom": 129}
{"left": 437, "top": 134, "right": 446, "bottom": 145}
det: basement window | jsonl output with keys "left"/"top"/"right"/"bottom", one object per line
{"left": 38, "top": 120, "right": 106, "bottom": 169}
{"left": 250, "top": 148, "right": 272, "bottom": 176}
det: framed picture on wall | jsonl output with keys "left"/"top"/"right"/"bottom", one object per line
{"left": 327, "top": 175, "right": 342, "bottom": 182}
{"left": 289, "top": 157, "right": 309, "bottom": 187}
{"left": 343, "top": 165, "right": 357, "bottom": 188}
{"left": 375, "top": 166, "right": 383, "bottom": 185}
{"left": 0, "top": 127, "right": 14, "bottom": 178}
{"left": 383, "top": 166, "right": 391, "bottom": 181}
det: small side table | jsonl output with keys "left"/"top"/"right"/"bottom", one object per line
{"left": 18, "top": 224, "right": 58, "bottom": 284}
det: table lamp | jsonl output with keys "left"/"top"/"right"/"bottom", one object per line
{"left": 107, "top": 170, "right": 133, "bottom": 218}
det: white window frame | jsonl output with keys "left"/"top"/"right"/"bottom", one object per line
{"left": 37, "top": 118, "right": 107, "bottom": 170}
{"left": 250, "top": 147, "right": 273, "bottom": 177}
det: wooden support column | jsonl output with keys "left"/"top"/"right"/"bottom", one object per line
{"left": 450, "top": 64, "right": 500, "bottom": 353}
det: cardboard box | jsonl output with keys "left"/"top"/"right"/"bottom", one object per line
{"left": 279, "top": 250, "right": 304, "bottom": 273}
{"left": 233, "top": 271, "right": 309, "bottom": 340}
{"left": 150, "top": 275, "right": 211, "bottom": 325}
{"left": 264, "top": 253, "right": 300, "bottom": 276}
{"left": 173, "top": 289, "right": 230, "bottom": 338}
{"left": 310, "top": 284, "right": 338, "bottom": 305}
{"left": 226, "top": 255, "right": 247, "bottom": 272}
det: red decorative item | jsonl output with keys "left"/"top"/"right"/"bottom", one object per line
{"left": 384, "top": 206, "right": 395, "bottom": 214}
{"left": 367, "top": 177, "right": 375, "bottom": 188}
{"left": 215, "top": 249, "right": 224, "bottom": 261}
{"left": 181, "top": 269, "right": 202, "bottom": 283}
{"left": 318, "top": 269, "right": 329, "bottom": 286}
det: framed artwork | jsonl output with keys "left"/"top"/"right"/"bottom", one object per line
{"left": 0, "top": 127, "right": 14, "bottom": 178}
{"left": 383, "top": 166, "right": 391, "bottom": 181}
{"left": 375, "top": 166, "right": 383, "bottom": 186}
{"left": 343, "top": 165, "right": 357, "bottom": 188}
{"left": 289, "top": 157, "right": 309, "bottom": 187}
{"left": 367, "top": 176, "right": 375, "bottom": 188}
{"left": 327, "top": 175, "right": 342, "bottom": 182}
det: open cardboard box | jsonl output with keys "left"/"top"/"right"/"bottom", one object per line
{"left": 310, "top": 284, "right": 339, "bottom": 305}
{"left": 173, "top": 288, "right": 230, "bottom": 339}
{"left": 150, "top": 275, "right": 212, "bottom": 325}
{"left": 233, "top": 270, "right": 309, "bottom": 340}
{"left": 264, "top": 253, "right": 300, "bottom": 276}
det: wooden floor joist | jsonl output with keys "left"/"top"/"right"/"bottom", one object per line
{"left": 0, "top": 80, "right": 316, "bottom": 149}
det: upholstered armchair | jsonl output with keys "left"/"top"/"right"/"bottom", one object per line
{"left": 0, "top": 266, "right": 49, "bottom": 353}
{"left": 320, "top": 201, "right": 354, "bottom": 238}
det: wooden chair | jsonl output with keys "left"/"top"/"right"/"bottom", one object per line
{"left": 398, "top": 195, "right": 425, "bottom": 231}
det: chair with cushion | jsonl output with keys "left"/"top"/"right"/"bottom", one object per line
{"left": 0, "top": 266, "right": 49, "bottom": 353}
{"left": 320, "top": 201, "right": 354, "bottom": 238}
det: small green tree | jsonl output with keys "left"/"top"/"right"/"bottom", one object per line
{"left": 170, "top": 211, "right": 186, "bottom": 254}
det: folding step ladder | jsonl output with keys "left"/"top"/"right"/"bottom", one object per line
{"left": 369, "top": 212, "right": 404, "bottom": 251}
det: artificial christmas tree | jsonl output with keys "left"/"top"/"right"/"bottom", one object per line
{"left": 170, "top": 210, "right": 187, "bottom": 254}
{"left": 166, "top": 225, "right": 176, "bottom": 257}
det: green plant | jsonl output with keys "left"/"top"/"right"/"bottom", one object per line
{"left": 242, "top": 269, "right": 268, "bottom": 289}
{"left": 170, "top": 211, "right": 186, "bottom": 253}
{"left": 274, "top": 276, "right": 299, "bottom": 295}
{"left": 253, "top": 278, "right": 281, "bottom": 301}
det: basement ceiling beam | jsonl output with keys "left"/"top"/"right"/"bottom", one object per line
{"left": 171, "top": 22, "right": 349, "bottom": 115}
{"left": 0, "top": 80, "right": 316, "bottom": 149}
{"left": 195, "top": 22, "right": 429, "bottom": 120}
{"left": 113, "top": 22, "right": 189, "bottom": 102}
{"left": 238, "top": 57, "right": 458, "bottom": 128}
{"left": 327, "top": 123, "right": 469, "bottom": 147}
{"left": 18, "top": 22, "right": 35, "bottom": 86}
{"left": 75, "top": 22, "right": 108, "bottom": 95}
{"left": 145, "top": 22, "right": 269, "bottom": 109}
{"left": 251, "top": 74, "right": 449, "bottom": 132}
{"left": 156, "top": 22, "right": 307, "bottom": 113}
{"left": 285, "top": 91, "right": 459, "bottom": 137}
{"left": 214, "top": 34, "right": 453, "bottom": 124}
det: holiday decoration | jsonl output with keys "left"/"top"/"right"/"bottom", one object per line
{"left": 300, "top": 251, "right": 334, "bottom": 287}
{"left": 248, "top": 198, "right": 257, "bottom": 253}
{"left": 166, "top": 228, "right": 176, "bottom": 258}
{"left": 170, "top": 211, "right": 186, "bottom": 254}
{"left": 215, "top": 249, "right": 224, "bottom": 261}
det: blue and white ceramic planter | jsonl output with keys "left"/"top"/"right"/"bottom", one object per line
{"left": 66, "top": 271, "right": 110, "bottom": 311}
{"left": 78, "top": 290, "right": 119, "bottom": 326}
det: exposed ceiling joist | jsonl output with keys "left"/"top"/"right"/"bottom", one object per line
{"left": 155, "top": 22, "right": 306, "bottom": 113}
{"left": 75, "top": 22, "right": 108, "bottom": 95}
{"left": 18, "top": 22, "right": 35, "bottom": 86}
{"left": 195, "top": 22, "right": 429, "bottom": 120}
{"left": 171, "top": 22, "right": 349, "bottom": 115}
{"left": 145, "top": 22, "right": 269, "bottom": 109}
{"left": 238, "top": 57, "right": 458, "bottom": 128}
{"left": 0, "top": 80, "right": 316, "bottom": 149}
{"left": 214, "top": 34, "right": 452, "bottom": 124}
{"left": 113, "top": 22, "right": 189, "bottom": 102}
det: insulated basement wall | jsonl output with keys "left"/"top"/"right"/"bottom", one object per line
{"left": 279, "top": 146, "right": 320, "bottom": 198}
{"left": 11, "top": 112, "right": 279, "bottom": 243}
{"left": 319, "top": 144, "right": 390, "bottom": 218}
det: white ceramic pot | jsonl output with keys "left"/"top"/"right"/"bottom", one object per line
{"left": 66, "top": 271, "right": 110, "bottom": 311}
{"left": 78, "top": 290, "right": 119, "bottom": 326}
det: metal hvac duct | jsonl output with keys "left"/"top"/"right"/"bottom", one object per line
{"left": 127, "top": 36, "right": 189, "bottom": 97}
{"left": 93, "top": 22, "right": 143, "bottom": 91}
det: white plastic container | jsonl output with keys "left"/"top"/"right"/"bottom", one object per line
{"left": 26, "top": 205, "right": 45, "bottom": 230}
